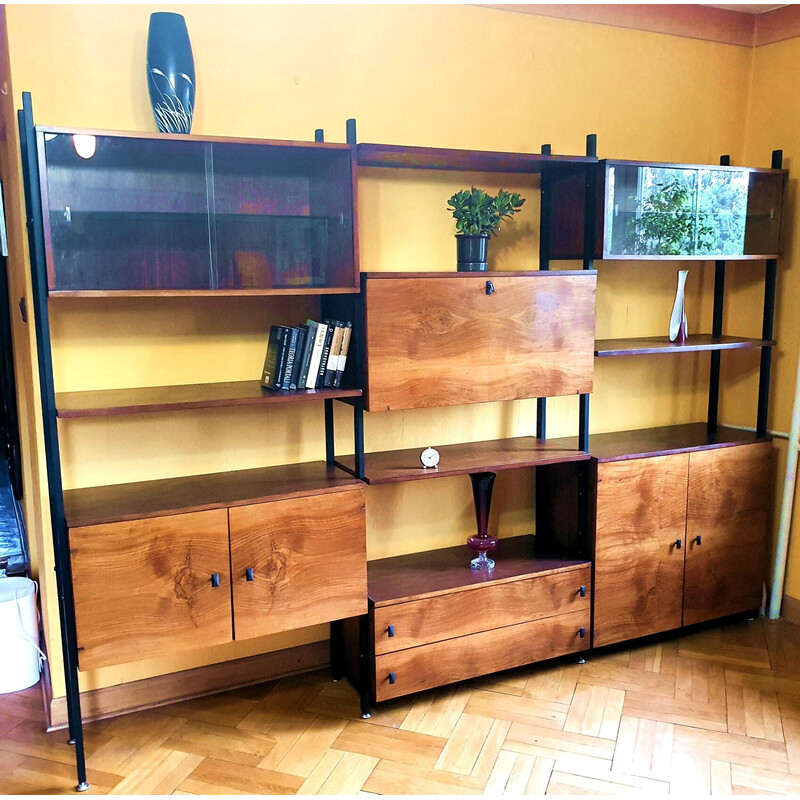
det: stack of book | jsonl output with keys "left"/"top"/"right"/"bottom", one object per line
{"left": 261, "top": 319, "right": 353, "bottom": 391}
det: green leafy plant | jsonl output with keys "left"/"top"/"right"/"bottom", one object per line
{"left": 627, "top": 178, "right": 714, "bottom": 256}
{"left": 447, "top": 187, "right": 526, "bottom": 236}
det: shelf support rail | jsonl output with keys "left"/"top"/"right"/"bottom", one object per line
{"left": 537, "top": 143, "right": 552, "bottom": 440}
{"left": 579, "top": 133, "right": 598, "bottom": 453}
{"left": 19, "top": 92, "right": 89, "bottom": 792}
{"left": 707, "top": 153, "right": 731, "bottom": 433}
{"left": 757, "top": 149, "right": 782, "bottom": 439}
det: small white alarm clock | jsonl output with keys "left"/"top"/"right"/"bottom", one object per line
{"left": 420, "top": 446, "right": 440, "bottom": 469}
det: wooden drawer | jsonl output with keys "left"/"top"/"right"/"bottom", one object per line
{"left": 363, "top": 273, "right": 596, "bottom": 411}
{"left": 70, "top": 509, "right": 232, "bottom": 670}
{"left": 373, "top": 609, "right": 590, "bottom": 702}
{"left": 373, "top": 566, "right": 590, "bottom": 655}
{"left": 229, "top": 487, "right": 367, "bottom": 640}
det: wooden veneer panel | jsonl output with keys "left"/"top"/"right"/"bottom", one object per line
{"left": 362, "top": 272, "right": 596, "bottom": 412}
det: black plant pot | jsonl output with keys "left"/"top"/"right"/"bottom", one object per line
{"left": 147, "top": 12, "right": 195, "bottom": 134}
{"left": 456, "top": 233, "right": 489, "bottom": 272}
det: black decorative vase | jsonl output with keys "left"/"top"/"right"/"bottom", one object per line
{"left": 456, "top": 234, "right": 489, "bottom": 272}
{"left": 146, "top": 12, "right": 195, "bottom": 134}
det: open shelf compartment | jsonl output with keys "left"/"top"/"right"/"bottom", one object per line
{"left": 368, "top": 534, "right": 590, "bottom": 606}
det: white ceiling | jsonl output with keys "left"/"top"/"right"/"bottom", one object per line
{"left": 702, "top": 4, "right": 787, "bottom": 12}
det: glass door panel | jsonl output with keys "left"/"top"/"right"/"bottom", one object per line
{"left": 43, "top": 133, "right": 211, "bottom": 290}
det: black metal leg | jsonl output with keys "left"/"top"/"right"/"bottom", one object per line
{"left": 757, "top": 258, "right": 777, "bottom": 438}
{"left": 330, "top": 620, "right": 343, "bottom": 683}
{"left": 536, "top": 398, "right": 547, "bottom": 439}
{"left": 358, "top": 615, "right": 372, "bottom": 719}
{"left": 324, "top": 399, "right": 335, "bottom": 466}
{"left": 353, "top": 401, "right": 365, "bottom": 481}
{"left": 579, "top": 394, "right": 590, "bottom": 453}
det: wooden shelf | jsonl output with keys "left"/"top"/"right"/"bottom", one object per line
{"left": 595, "top": 335, "right": 775, "bottom": 357}
{"left": 368, "top": 534, "right": 590, "bottom": 606}
{"left": 356, "top": 143, "right": 595, "bottom": 173}
{"left": 549, "top": 423, "right": 768, "bottom": 463}
{"left": 335, "top": 437, "right": 590, "bottom": 485}
{"left": 63, "top": 461, "right": 363, "bottom": 527}
{"left": 49, "top": 288, "right": 360, "bottom": 298}
{"left": 56, "top": 382, "right": 362, "bottom": 418}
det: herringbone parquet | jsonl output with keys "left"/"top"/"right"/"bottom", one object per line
{"left": 3, "top": 617, "right": 800, "bottom": 795}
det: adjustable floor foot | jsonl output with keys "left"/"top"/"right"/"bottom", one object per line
{"left": 67, "top": 738, "right": 76, "bottom": 745}
{"left": 577, "top": 655, "right": 586, "bottom": 664}
{"left": 76, "top": 782, "right": 90, "bottom": 792}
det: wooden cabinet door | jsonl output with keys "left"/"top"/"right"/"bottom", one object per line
{"left": 229, "top": 488, "right": 367, "bottom": 640}
{"left": 684, "top": 442, "right": 772, "bottom": 626}
{"left": 69, "top": 509, "right": 232, "bottom": 670}
{"left": 593, "top": 455, "right": 688, "bottom": 647}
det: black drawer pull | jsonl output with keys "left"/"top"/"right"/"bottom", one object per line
{"left": 387, "top": 624, "right": 395, "bottom": 637}
{"left": 388, "top": 672, "right": 396, "bottom": 685}
{"left": 485, "top": 280, "right": 495, "bottom": 296}
{"left": 695, "top": 535, "right": 703, "bottom": 546}
{"left": 578, "top": 627, "right": 586, "bottom": 639}
{"left": 579, "top": 585, "right": 586, "bottom": 598}
{"left": 245, "top": 568, "right": 255, "bottom": 582}
{"left": 674, "top": 539, "right": 682, "bottom": 550}
{"left": 211, "top": 573, "right": 220, "bottom": 588}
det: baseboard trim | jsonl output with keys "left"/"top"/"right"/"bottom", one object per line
{"left": 47, "top": 640, "right": 329, "bottom": 731}
{"left": 781, "top": 594, "right": 800, "bottom": 626}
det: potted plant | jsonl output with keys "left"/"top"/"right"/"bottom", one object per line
{"left": 447, "top": 187, "right": 525, "bottom": 271}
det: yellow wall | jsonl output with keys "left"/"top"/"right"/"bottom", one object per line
{"left": 741, "top": 35, "right": 800, "bottom": 597}
{"left": 4, "top": 4, "right": 786, "bottom": 700}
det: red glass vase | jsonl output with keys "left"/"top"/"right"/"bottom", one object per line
{"left": 467, "top": 471, "right": 497, "bottom": 570}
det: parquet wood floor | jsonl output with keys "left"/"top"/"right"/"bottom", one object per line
{"left": 4, "top": 617, "right": 800, "bottom": 795}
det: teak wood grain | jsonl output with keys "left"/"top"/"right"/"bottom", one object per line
{"left": 373, "top": 610, "right": 590, "bottom": 702}
{"left": 335, "top": 436, "right": 589, "bottom": 485}
{"left": 56, "top": 382, "right": 362, "bottom": 418}
{"left": 63, "top": 461, "right": 363, "bottom": 527}
{"left": 69, "top": 509, "right": 232, "bottom": 670}
{"left": 229, "top": 488, "right": 367, "bottom": 640}
{"left": 549, "top": 423, "right": 767, "bottom": 463}
{"left": 372, "top": 566, "right": 591, "bottom": 654}
{"left": 593, "top": 455, "right": 688, "bottom": 647}
{"left": 683, "top": 442, "right": 772, "bottom": 626}
{"left": 367, "top": 534, "right": 590, "bottom": 605}
{"left": 362, "top": 273, "right": 596, "bottom": 411}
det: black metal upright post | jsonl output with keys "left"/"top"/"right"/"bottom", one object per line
{"left": 537, "top": 144, "right": 552, "bottom": 440}
{"left": 19, "top": 92, "right": 89, "bottom": 792}
{"left": 756, "top": 149, "right": 782, "bottom": 438}
{"left": 579, "top": 134, "right": 597, "bottom": 453}
{"left": 707, "top": 154, "right": 731, "bottom": 434}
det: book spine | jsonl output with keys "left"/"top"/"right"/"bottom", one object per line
{"left": 333, "top": 321, "right": 353, "bottom": 388}
{"left": 260, "top": 325, "right": 284, "bottom": 390}
{"left": 315, "top": 322, "right": 335, "bottom": 390}
{"left": 290, "top": 325, "right": 308, "bottom": 390}
{"left": 323, "top": 321, "right": 344, "bottom": 388}
{"left": 273, "top": 327, "right": 291, "bottom": 392}
{"left": 281, "top": 327, "right": 299, "bottom": 390}
{"left": 297, "top": 321, "right": 317, "bottom": 389}
{"left": 305, "top": 320, "right": 328, "bottom": 390}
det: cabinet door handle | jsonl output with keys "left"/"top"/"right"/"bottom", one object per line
{"left": 388, "top": 672, "right": 396, "bottom": 685}
{"left": 579, "top": 627, "right": 586, "bottom": 639}
{"left": 485, "top": 280, "right": 495, "bottom": 295}
{"left": 694, "top": 535, "right": 703, "bottom": 546}
{"left": 579, "top": 585, "right": 586, "bottom": 598}
{"left": 387, "top": 625, "right": 395, "bottom": 637}
{"left": 674, "top": 539, "right": 682, "bottom": 550}
{"left": 245, "top": 567, "right": 255, "bottom": 582}
{"left": 211, "top": 573, "right": 220, "bottom": 588}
